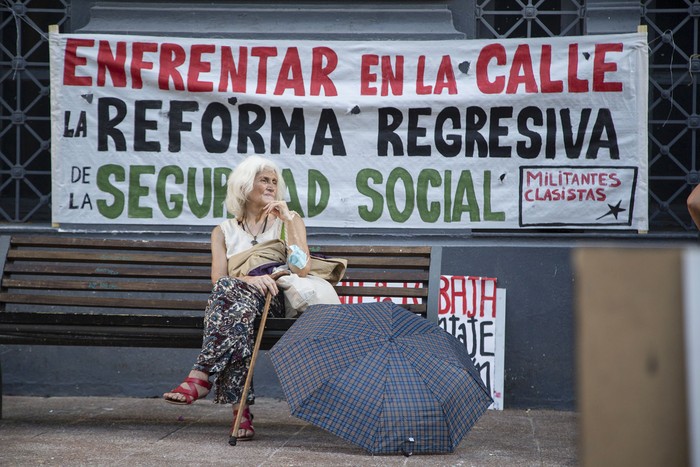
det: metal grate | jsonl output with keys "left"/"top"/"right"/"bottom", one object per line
{"left": 476, "top": 0, "right": 585, "bottom": 38}
{"left": 642, "top": 0, "right": 700, "bottom": 231}
{"left": 475, "top": 0, "right": 700, "bottom": 232}
{"left": 0, "top": 0, "right": 69, "bottom": 223}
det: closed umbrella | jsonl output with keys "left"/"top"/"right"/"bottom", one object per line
{"left": 269, "top": 301, "right": 492, "bottom": 455}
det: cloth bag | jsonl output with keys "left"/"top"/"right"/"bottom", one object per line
{"left": 275, "top": 250, "right": 348, "bottom": 318}
{"left": 276, "top": 272, "right": 341, "bottom": 318}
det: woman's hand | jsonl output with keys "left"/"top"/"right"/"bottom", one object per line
{"left": 264, "top": 200, "right": 296, "bottom": 222}
{"left": 243, "top": 274, "right": 279, "bottom": 296}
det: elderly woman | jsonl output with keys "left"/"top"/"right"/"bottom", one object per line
{"left": 163, "top": 155, "right": 310, "bottom": 441}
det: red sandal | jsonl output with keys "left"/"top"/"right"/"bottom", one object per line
{"left": 229, "top": 406, "right": 255, "bottom": 443}
{"left": 163, "top": 377, "right": 212, "bottom": 405}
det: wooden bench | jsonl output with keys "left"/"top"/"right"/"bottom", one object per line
{"left": 0, "top": 234, "right": 441, "bottom": 414}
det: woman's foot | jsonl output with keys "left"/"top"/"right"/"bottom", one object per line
{"left": 163, "top": 370, "right": 212, "bottom": 405}
{"left": 230, "top": 405, "right": 255, "bottom": 441}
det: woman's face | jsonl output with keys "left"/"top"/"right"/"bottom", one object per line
{"left": 248, "top": 168, "right": 278, "bottom": 207}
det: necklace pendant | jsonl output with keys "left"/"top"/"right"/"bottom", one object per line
{"left": 251, "top": 239, "right": 258, "bottom": 246}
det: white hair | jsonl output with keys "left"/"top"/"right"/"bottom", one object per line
{"left": 224, "top": 155, "right": 286, "bottom": 218}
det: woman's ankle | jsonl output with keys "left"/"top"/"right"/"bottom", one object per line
{"left": 188, "top": 369, "right": 209, "bottom": 381}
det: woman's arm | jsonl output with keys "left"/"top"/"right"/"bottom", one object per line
{"left": 264, "top": 201, "right": 311, "bottom": 277}
{"left": 283, "top": 211, "right": 312, "bottom": 277}
{"left": 210, "top": 226, "right": 228, "bottom": 284}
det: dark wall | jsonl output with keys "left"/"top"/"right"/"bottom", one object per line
{"left": 442, "top": 245, "right": 575, "bottom": 409}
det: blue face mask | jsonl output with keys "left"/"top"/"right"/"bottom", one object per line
{"left": 288, "top": 244, "right": 308, "bottom": 269}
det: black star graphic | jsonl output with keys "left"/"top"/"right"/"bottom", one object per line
{"left": 596, "top": 200, "right": 626, "bottom": 220}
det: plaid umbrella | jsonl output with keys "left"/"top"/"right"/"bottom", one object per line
{"left": 269, "top": 301, "right": 493, "bottom": 455}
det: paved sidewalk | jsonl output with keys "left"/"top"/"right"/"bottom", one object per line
{"left": 0, "top": 396, "right": 577, "bottom": 466}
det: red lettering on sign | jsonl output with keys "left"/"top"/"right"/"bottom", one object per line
{"left": 187, "top": 44, "right": 215, "bottom": 92}
{"left": 439, "top": 276, "right": 451, "bottom": 313}
{"left": 416, "top": 55, "right": 433, "bottom": 95}
{"left": 434, "top": 55, "right": 457, "bottom": 95}
{"left": 310, "top": 47, "right": 338, "bottom": 96}
{"left": 481, "top": 277, "right": 497, "bottom": 318}
{"left": 381, "top": 55, "right": 404, "bottom": 96}
{"left": 130, "top": 42, "right": 158, "bottom": 89}
{"left": 593, "top": 43, "right": 623, "bottom": 92}
{"left": 64, "top": 40, "right": 340, "bottom": 95}
{"left": 540, "top": 44, "right": 563, "bottom": 93}
{"left": 476, "top": 43, "right": 506, "bottom": 94}
{"left": 274, "top": 47, "right": 305, "bottom": 95}
{"left": 63, "top": 38, "right": 94, "bottom": 86}
{"left": 360, "top": 54, "right": 379, "bottom": 96}
{"left": 218, "top": 46, "right": 248, "bottom": 93}
{"left": 476, "top": 42, "right": 624, "bottom": 95}
{"left": 250, "top": 46, "right": 278, "bottom": 94}
{"left": 438, "top": 276, "right": 498, "bottom": 318}
{"left": 159, "top": 43, "right": 186, "bottom": 91}
{"left": 96, "top": 41, "right": 127, "bottom": 87}
{"left": 567, "top": 43, "right": 588, "bottom": 93}
{"left": 507, "top": 44, "right": 538, "bottom": 94}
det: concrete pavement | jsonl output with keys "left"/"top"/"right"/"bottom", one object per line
{"left": 0, "top": 396, "right": 577, "bottom": 466}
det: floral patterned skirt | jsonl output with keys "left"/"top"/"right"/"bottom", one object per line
{"left": 192, "top": 276, "right": 284, "bottom": 404}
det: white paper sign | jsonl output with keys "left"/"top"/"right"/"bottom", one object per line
{"left": 437, "top": 275, "right": 506, "bottom": 410}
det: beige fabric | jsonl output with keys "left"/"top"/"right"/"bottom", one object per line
{"left": 226, "top": 239, "right": 348, "bottom": 283}
{"left": 226, "top": 239, "right": 287, "bottom": 277}
{"left": 308, "top": 256, "right": 347, "bottom": 286}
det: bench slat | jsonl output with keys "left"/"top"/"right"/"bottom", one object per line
{"left": 335, "top": 285, "right": 427, "bottom": 298}
{"left": 342, "top": 256, "right": 430, "bottom": 268}
{"left": 2, "top": 278, "right": 213, "bottom": 293}
{"left": 311, "top": 245, "right": 431, "bottom": 256}
{"left": 8, "top": 250, "right": 210, "bottom": 265}
{"left": 341, "top": 270, "right": 429, "bottom": 282}
{"left": 10, "top": 235, "right": 211, "bottom": 252}
{"left": 0, "top": 293, "right": 206, "bottom": 311}
{"left": 4, "top": 263, "right": 210, "bottom": 278}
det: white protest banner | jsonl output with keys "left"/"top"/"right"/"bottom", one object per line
{"left": 49, "top": 32, "right": 648, "bottom": 229}
{"left": 437, "top": 275, "right": 506, "bottom": 410}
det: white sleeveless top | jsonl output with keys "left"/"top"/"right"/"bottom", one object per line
{"left": 219, "top": 217, "right": 283, "bottom": 258}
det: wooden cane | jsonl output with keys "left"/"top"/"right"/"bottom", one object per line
{"left": 229, "top": 271, "right": 288, "bottom": 446}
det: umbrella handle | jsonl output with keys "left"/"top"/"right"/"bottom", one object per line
{"left": 229, "top": 285, "right": 277, "bottom": 446}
